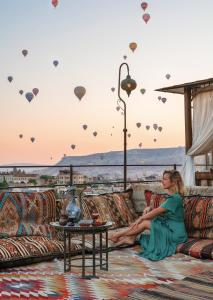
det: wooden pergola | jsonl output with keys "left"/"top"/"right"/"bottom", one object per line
{"left": 156, "top": 78, "right": 213, "bottom": 184}
{"left": 156, "top": 77, "right": 213, "bottom": 153}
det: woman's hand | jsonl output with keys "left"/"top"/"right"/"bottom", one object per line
{"left": 143, "top": 206, "right": 151, "bottom": 215}
{"left": 130, "top": 216, "right": 144, "bottom": 229}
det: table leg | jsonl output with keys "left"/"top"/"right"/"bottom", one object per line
{"left": 105, "top": 229, "right": 108, "bottom": 271}
{"left": 68, "top": 231, "right": 71, "bottom": 271}
{"left": 82, "top": 232, "right": 86, "bottom": 278}
{"left": 100, "top": 232, "right": 103, "bottom": 269}
{"left": 64, "top": 230, "right": 67, "bottom": 272}
{"left": 92, "top": 232, "right": 96, "bottom": 277}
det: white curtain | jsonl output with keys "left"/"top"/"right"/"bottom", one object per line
{"left": 183, "top": 90, "right": 213, "bottom": 186}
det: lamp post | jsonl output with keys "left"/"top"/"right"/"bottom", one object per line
{"left": 118, "top": 63, "right": 137, "bottom": 190}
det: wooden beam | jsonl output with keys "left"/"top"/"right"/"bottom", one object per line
{"left": 192, "top": 84, "right": 213, "bottom": 100}
{"left": 184, "top": 87, "right": 192, "bottom": 153}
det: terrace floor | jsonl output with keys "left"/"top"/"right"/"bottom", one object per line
{"left": 1, "top": 245, "right": 212, "bottom": 300}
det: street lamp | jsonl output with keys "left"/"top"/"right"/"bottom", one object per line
{"left": 118, "top": 63, "right": 137, "bottom": 190}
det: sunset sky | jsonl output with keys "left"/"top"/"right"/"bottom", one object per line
{"left": 1, "top": 0, "right": 213, "bottom": 164}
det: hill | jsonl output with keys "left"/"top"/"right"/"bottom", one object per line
{"left": 38, "top": 147, "right": 185, "bottom": 178}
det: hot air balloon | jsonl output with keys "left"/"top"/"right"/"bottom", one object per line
{"left": 74, "top": 86, "right": 86, "bottom": 100}
{"left": 7, "top": 76, "right": 13, "bottom": 83}
{"left": 165, "top": 74, "right": 171, "bottom": 80}
{"left": 139, "top": 142, "right": 142, "bottom": 148}
{"left": 25, "top": 92, "right": 34, "bottom": 103}
{"left": 141, "top": 2, "right": 148, "bottom": 11}
{"left": 32, "top": 88, "right": 39, "bottom": 96}
{"left": 71, "top": 144, "right": 76, "bottom": 150}
{"left": 154, "top": 138, "right": 157, "bottom": 142}
{"left": 146, "top": 125, "right": 150, "bottom": 130}
{"left": 53, "top": 60, "right": 59, "bottom": 67}
{"left": 140, "top": 88, "right": 146, "bottom": 95}
{"left": 116, "top": 106, "right": 120, "bottom": 111}
{"left": 127, "top": 133, "right": 131, "bottom": 138}
{"left": 158, "top": 126, "right": 163, "bottom": 132}
{"left": 136, "top": 122, "right": 141, "bottom": 128}
{"left": 121, "top": 112, "right": 124, "bottom": 115}
{"left": 19, "top": 134, "right": 23, "bottom": 139}
{"left": 153, "top": 124, "right": 158, "bottom": 130}
{"left": 50, "top": 157, "right": 53, "bottom": 160}
{"left": 123, "top": 55, "right": 127, "bottom": 60}
{"left": 19, "top": 90, "right": 24, "bottom": 95}
{"left": 112, "top": 126, "right": 115, "bottom": 128}
{"left": 161, "top": 97, "right": 167, "bottom": 103}
{"left": 82, "top": 124, "right": 87, "bottom": 130}
{"left": 142, "top": 13, "right": 150, "bottom": 24}
{"left": 52, "top": 0, "right": 58, "bottom": 8}
{"left": 63, "top": 154, "right": 67, "bottom": 157}
{"left": 93, "top": 131, "right": 97, "bottom": 137}
{"left": 158, "top": 96, "right": 162, "bottom": 100}
{"left": 30, "top": 137, "right": 35, "bottom": 143}
{"left": 22, "top": 49, "right": 28, "bottom": 57}
{"left": 110, "top": 133, "right": 112, "bottom": 136}
{"left": 129, "top": 42, "right": 137, "bottom": 52}
{"left": 111, "top": 87, "right": 115, "bottom": 92}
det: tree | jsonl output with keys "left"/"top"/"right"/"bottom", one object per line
{"left": 0, "top": 177, "right": 9, "bottom": 189}
{"left": 28, "top": 179, "right": 37, "bottom": 186}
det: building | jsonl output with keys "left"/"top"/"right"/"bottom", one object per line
{"left": 57, "top": 169, "right": 86, "bottom": 185}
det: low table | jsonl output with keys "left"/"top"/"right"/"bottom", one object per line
{"left": 50, "top": 221, "right": 113, "bottom": 279}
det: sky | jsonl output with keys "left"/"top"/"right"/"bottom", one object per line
{"left": 1, "top": 0, "right": 213, "bottom": 164}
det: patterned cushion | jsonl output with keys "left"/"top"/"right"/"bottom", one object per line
{"left": 131, "top": 183, "right": 164, "bottom": 213}
{"left": 176, "top": 238, "right": 213, "bottom": 259}
{"left": 144, "top": 190, "right": 153, "bottom": 206}
{"left": 183, "top": 196, "right": 213, "bottom": 239}
{"left": 81, "top": 190, "right": 137, "bottom": 229}
{"left": 150, "top": 193, "right": 167, "bottom": 209}
{"left": 0, "top": 190, "right": 56, "bottom": 238}
{"left": 0, "top": 235, "right": 82, "bottom": 268}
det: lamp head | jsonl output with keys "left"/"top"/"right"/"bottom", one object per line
{"left": 121, "top": 75, "right": 137, "bottom": 97}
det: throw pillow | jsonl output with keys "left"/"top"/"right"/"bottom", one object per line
{"left": 183, "top": 195, "right": 213, "bottom": 239}
{"left": 81, "top": 190, "right": 136, "bottom": 229}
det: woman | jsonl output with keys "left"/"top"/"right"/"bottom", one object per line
{"left": 109, "top": 170, "right": 188, "bottom": 261}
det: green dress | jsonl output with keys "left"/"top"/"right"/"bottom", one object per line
{"left": 139, "top": 193, "right": 187, "bottom": 261}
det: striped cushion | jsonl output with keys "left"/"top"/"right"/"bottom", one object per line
{"left": 176, "top": 238, "right": 213, "bottom": 259}
{"left": 183, "top": 196, "right": 213, "bottom": 239}
{"left": 0, "top": 190, "right": 56, "bottom": 238}
{"left": 0, "top": 235, "right": 82, "bottom": 268}
{"left": 81, "top": 190, "right": 137, "bottom": 229}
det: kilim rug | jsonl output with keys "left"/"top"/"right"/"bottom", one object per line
{"left": 127, "top": 271, "right": 213, "bottom": 300}
{"left": 1, "top": 246, "right": 213, "bottom": 300}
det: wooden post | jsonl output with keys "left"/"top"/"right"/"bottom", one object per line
{"left": 184, "top": 87, "right": 192, "bottom": 153}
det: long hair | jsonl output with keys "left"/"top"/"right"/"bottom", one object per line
{"left": 163, "top": 170, "right": 185, "bottom": 196}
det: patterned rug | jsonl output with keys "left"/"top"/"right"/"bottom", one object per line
{"left": 1, "top": 246, "right": 213, "bottom": 300}
{"left": 127, "top": 271, "right": 213, "bottom": 300}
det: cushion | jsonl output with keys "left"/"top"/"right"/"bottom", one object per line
{"left": 150, "top": 193, "right": 167, "bottom": 209}
{"left": 0, "top": 190, "right": 56, "bottom": 238}
{"left": 131, "top": 183, "right": 164, "bottom": 213}
{"left": 81, "top": 190, "right": 137, "bottom": 229}
{"left": 144, "top": 190, "right": 152, "bottom": 206}
{"left": 176, "top": 238, "right": 213, "bottom": 259}
{"left": 183, "top": 196, "right": 213, "bottom": 239}
{"left": 0, "top": 235, "right": 81, "bottom": 268}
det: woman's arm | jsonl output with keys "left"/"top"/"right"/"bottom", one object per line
{"left": 141, "top": 206, "right": 167, "bottom": 221}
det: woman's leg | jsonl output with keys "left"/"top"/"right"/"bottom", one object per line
{"left": 115, "top": 220, "right": 151, "bottom": 246}
{"left": 109, "top": 223, "right": 138, "bottom": 242}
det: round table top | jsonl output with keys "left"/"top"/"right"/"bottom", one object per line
{"left": 50, "top": 221, "right": 114, "bottom": 232}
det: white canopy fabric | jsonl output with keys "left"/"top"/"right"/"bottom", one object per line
{"left": 183, "top": 90, "right": 213, "bottom": 185}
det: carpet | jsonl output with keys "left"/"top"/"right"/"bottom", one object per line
{"left": 0, "top": 246, "right": 212, "bottom": 300}
{"left": 127, "top": 271, "right": 213, "bottom": 300}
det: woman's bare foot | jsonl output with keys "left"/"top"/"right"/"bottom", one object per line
{"left": 108, "top": 234, "right": 121, "bottom": 243}
{"left": 115, "top": 236, "right": 135, "bottom": 247}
